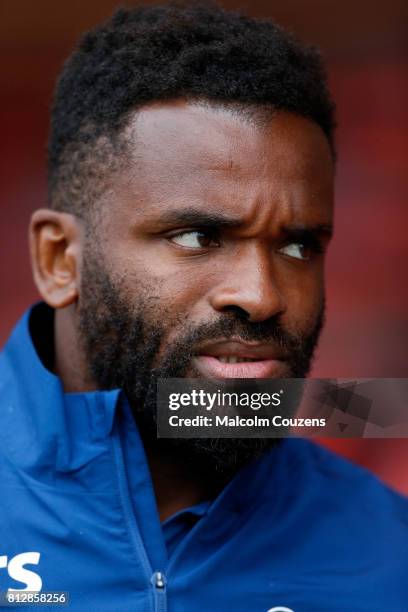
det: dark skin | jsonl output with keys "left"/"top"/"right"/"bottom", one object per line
{"left": 29, "top": 101, "right": 334, "bottom": 520}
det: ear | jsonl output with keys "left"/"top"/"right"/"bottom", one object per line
{"left": 29, "top": 209, "right": 83, "bottom": 309}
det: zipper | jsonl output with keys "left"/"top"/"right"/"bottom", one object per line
{"left": 111, "top": 423, "right": 167, "bottom": 611}
{"left": 151, "top": 571, "right": 167, "bottom": 612}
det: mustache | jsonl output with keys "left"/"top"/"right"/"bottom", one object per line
{"left": 189, "top": 318, "right": 302, "bottom": 353}
{"left": 158, "top": 310, "right": 321, "bottom": 368}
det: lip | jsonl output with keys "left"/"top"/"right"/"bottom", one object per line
{"left": 193, "top": 355, "right": 287, "bottom": 379}
{"left": 193, "top": 339, "right": 288, "bottom": 380}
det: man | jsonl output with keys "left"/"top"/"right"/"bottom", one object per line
{"left": 0, "top": 3, "right": 406, "bottom": 611}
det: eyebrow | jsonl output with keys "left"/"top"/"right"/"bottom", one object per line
{"left": 156, "top": 208, "right": 243, "bottom": 229}
{"left": 281, "top": 224, "right": 334, "bottom": 239}
{"left": 155, "top": 207, "right": 333, "bottom": 237}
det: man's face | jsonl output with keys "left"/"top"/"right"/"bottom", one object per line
{"left": 78, "top": 101, "right": 334, "bottom": 473}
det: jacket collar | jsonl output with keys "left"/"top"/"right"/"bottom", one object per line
{"left": 1, "top": 303, "right": 121, "bottom": 473}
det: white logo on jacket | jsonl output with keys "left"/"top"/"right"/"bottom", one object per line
{"left": 0, "top": 552, "right": 42, "bottom": 592}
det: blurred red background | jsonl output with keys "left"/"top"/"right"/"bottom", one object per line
{"left": 1, "top": 1, "right": 407, "bottom": 493}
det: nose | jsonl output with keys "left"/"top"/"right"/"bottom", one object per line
{"left": 208, "top": 243, "right": 286, "bottom": 322}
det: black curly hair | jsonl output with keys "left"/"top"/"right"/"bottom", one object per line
{"left": 48, "top": 1, "right": 336, "bottom": 217}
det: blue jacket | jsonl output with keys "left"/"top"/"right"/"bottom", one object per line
{"left": 0, "top": 304, "right": 407, "bottom": 611}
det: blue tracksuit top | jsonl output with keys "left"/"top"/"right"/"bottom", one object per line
{"left": 0, "top": 304, "right": 407, "bottom": 611}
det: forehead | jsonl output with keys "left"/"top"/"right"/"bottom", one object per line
{"left": 109, "top": 100, "right": 334, "bottom": 226}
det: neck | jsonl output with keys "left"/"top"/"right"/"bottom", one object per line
{"left": 54, "top": 305, "right": 96, "bottom": 392}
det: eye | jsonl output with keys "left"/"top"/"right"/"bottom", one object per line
{"left": 169, "top": 230, "right": 220, "bottom": 249}
{"left": 278, "top": 242, "right": 312, "bottom": 261}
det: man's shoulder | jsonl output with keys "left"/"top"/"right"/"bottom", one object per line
{"left": 284, "top": 437, "right": 406, "bottom": 499}
{"left": 260, "top": 438, "right": 408, "bottom": 528}
{"left": 236, "top": 439, "right": 408, "bottom": 608}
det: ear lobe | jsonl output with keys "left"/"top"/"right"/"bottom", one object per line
{"left": 29, "top": 210, "right": 83, "bottom": 309}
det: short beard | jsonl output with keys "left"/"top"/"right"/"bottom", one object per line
{"left": 78, "top": 245, "right": 325, "bottom": 480}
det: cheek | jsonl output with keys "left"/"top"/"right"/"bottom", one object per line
{"left": 278, "top": 265, "right": 325, "bottom": 329}
{"left": 157, "top": 266, "right": 219, "bottom": 327}
{"left": 112, "top": 257, "right": 217, "bottom": 330}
